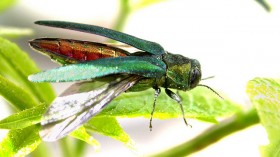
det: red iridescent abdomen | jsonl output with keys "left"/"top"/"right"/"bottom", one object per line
{"left": 30, "top": 38, "right": 129, "bottom": 62}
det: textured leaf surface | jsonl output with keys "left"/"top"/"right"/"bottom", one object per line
{"left": 0, "top": 104, "right": 46, "bottom": 129}
{"left": 99, "top": 87, "right": 240, "bottom": 122}
{"left": 70, "top": 126, "right": 100, "bottom": 149}
{"left": 0, "top": 125, "right": 41, "bottom": 157}
{"left": 85, "top": 117, "right": 134, "bottom": 148}
{"left": 247, "top": 78, "right": 280, "bottom": 157}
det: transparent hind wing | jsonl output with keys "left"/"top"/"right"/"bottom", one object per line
{"left": 40, "top": 75, "right": 141, "bottom": 141}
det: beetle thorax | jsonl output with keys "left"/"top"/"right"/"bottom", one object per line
{"left": 159, "top": 53, "right": 201, "bottom": 91}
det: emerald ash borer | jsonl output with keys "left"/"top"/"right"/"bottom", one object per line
{"left": 28, "top": 21, "right": 220, "bottom": 141}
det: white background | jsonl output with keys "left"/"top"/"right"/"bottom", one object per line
{"left": 1, "top": 0, "right": 280, "bottom": 156}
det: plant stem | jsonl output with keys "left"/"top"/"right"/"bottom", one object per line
{"left": 113, "top": 0, "right": 131, "bottom": 32}
{"left": 60, "top": 138, "right": 74, "bottom": 157}
{"left": 255, "top": 0, "right": 271, "bottom": 11}
{"left": 74, "top": 139, "right": 87, "bottom": 157}
{"left": 150, "top": 109, "right": 260, "bottom": 157}
{"left": 30, "top": 143, "right": 50, "bottom": 157}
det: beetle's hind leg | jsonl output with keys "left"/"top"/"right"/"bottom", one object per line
{"left": 165, "top": 88, "right": 192, "bottom": 128}
{"left": 149, "top": 87, "right": 161, "bottom": 131}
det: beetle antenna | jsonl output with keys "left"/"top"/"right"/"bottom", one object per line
{"left": 198, "top": 84, "right": 223, "bottom": 99}
{"left": 201, "top": 76, "right": 214, "bottom": 80}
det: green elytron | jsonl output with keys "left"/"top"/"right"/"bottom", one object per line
{"left": 29, "top": 21, "right": 216, "bottom": 142}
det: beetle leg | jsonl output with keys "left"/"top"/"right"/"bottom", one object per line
{"left": 149, "top": 87, "right": 161, "bottom": 131}
{"left": 165, "top": 88, "right": 192, "bottom": 128}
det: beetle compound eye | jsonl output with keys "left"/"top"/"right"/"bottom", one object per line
{"left": 190, "top": 68, "right": 201, "bottom": 89}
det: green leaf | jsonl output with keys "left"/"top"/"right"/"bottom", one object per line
{"left": 0, "top": 125, "right": 41, "bottom": 157}
{"left": 255, "top": 0, "right": 271, "bottom": 11}
{"left": 0, "top": 104, "right": 46, "bottom": 129}
{"left": 0, "top": 105, "right": 133, "bottom": 148}
{"left": 99, "top": 87, "right": 240, "bottom": 122}
{"left": 0, "top": 38, "right": 54, "bottom": 156}
{"left": 0, "top": 27, "right": 33, "bottom": 38}
{"left": 0, "top": 0, "right": 16, "bottom": 12}
{"left": 0, "top": 37, "right": 55, "bottom": 105}
{"left": 70, "top": 126, "right": 100, "bottom": 149}
{"left": 85, "top": 117, "right": 134, "bottom": 148}
{"left": 247, "top": 78, "right": 280, "bottom": 156}
{"left": 0, "top": 75, "right": 38, "bottom": 110}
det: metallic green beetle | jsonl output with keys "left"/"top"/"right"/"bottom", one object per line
{"left": 29, "top": 21, "right": 215, "bottom": 142}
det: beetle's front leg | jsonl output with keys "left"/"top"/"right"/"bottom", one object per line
{"left": 165, "top": 88, "right": 192, "bottom": 128}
